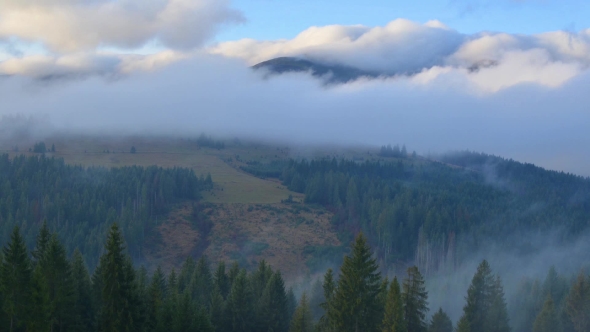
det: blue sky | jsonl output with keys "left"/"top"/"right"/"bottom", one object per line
{"left": 216, "top": 0, "right": 589, "bottom": 41}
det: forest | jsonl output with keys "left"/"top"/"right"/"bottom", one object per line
{"left": 1, "top": 224, "right": 589, "bottom": 332}
{"left": 268, "top": 152, "right": 590, "bottom": 272}
{"left": 0, "top": 154, "right": 212, "bottom": 269}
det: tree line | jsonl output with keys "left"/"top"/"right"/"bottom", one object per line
{"left": 3, "top": 223, "right": 588, "bottom": 332}
{"left": 0, "top": 154, "right": 212, "bottom": 270}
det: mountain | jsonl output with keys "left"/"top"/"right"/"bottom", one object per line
{"left": 252, "top": 57, "right": 383, "bottom": 83}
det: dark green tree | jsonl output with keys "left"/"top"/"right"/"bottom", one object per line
{"left": 428, "top": 308, "right": 452, "bottom": 332}
{"left": 486, "top": 276, "right": 510, "bottom": 332}
{"left": 382, "top": 277, "right": 406, "bottom": 332}
{"left": 97, "top": 223, "right": 136, "bottom": 332}
{"left": 227, "top": 269, "right": 255, "bottom": 332}
{"left": 402, "top": 266, "right": 428, "bottom": 332}
{"left": 71, "top": 249, "right": 94, "bottom": 331}
{"left": 459, "top": 260, "right": 494, "bottom": 332}
{"left": 259, "top": 271, "right": 289, "bottom": 332}
{"left": 1, "top": 227, "right": 33, "bottom": 332}
{"left": 41, "top": 235, "right": 76, "bottom": 331}
{"left": 330, "top": 232, "right": 383, "bottom": 332}
{"left": 290, "top": 292, "right": 314, "bottom": 332}
{"left": 316, "top": 268, "right": 336, "bottom": 332}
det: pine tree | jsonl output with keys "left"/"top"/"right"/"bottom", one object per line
{"left": 317, "top": 268, "right": 336, "bottom": 332}
{"left": 458, "top": 260, "right": 495, "bottom": 332}
{"left": 191, "top": 256, "right": 213, "bottom": 308}
{"left": 97, "top": 223, "right": 135, "bottom": 332}
{"left": 28, "top": 265, "right": 50, "bottom": 331}
{"left": 565, "top": 272, "right": 590, "bottom": 332}
{"left": 214, "top": 261, "right": 230, "bottom": 299}
{"left": 227, "top": 269, "right": 255, "bottom": 332}
{"left": 259, "top": 271, "right": 289, "bottom": 332}
{"left": 32, "top": 220, "right": 50, "bottom": 264}
{"left": 287, "top": 287, "right": 297, "bottom": 322}
{"left": 1, "top": 226, "right": 33, "bottom": 332}
{"left": 290, "top": 292, "right": 314, "bottom": 332}
{"left": 330, "top": 232, "right": 383, "bottom": 332}
{"left": 382, "top": 277, "right": 406, "bottom": 332}
{"left": 486, "top": 276, "right": 510, "bottom": 332}
{"left": 455, "top": 316, "right": 470, "bottom": 332}
{"left": 533, "top": 296, "right": 559, "bottom": 332}
{"left": 71, "top": 249, "right": 94, "bottom": 332}
{"left": 428, "top": 308, "right": 452, "bottom": 332}
{"left": 148, "top": 266, "right": 167, "bottom": 331}
{"left": 210, "top": 286, "right": 226, "bottom": 332}
{"left": 402, "top": 266, "right": 428, "bottom": 332}
{"left": 41, "top": 235, "right": 76, "bottom": 331}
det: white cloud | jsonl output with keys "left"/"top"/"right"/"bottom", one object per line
{"left": 212, "top": 20, "right": 590, "bottom": 90}
{"left": 0, "top": 0, "right": 244, "bottom": 52}
{"left": 0, "top": 51, "right": 187, "bottom": 79}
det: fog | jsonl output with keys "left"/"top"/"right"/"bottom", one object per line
{"left": 1, "top": 50, "right": 590, "bottom": 176}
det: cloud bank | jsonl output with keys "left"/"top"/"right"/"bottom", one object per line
{"left": 1, "top": 15, "right": 589, "bottom": 176}
{"left": 212, "top": 19, "right": 590, "bottom": 91}
{"left": 2, "top": 52, "right": 590, "bottom": 176}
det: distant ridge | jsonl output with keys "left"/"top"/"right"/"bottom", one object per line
{"left": 252, "top": 57, "right": 382, "bottom": 83}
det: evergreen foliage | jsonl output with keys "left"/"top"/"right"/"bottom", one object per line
{"left": 382, "top": 277, "right": 406, "bottom": 332}
{"left": 459, "top": 260, "right": 510, "bottom": 332}
{"left": 0, "top": 154, "right": 212, "bottom": 270}
{"left": 532, "top": 296, "right": 559, "bottom": 332}
{"left": 290, "top": 292, "right": 314, "bottom": 332}
{"left": 427, "top": 308, "right": 452, "bottom": 332}
{"left": 402, "top": 266, "right": 428, "bottom": 332}
{"left": 330, "top": 233, "right": 383, "bottom": 332}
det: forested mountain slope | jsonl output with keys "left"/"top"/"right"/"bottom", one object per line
{"left": 243, "top": 150, "right": 590, "bottom": 274}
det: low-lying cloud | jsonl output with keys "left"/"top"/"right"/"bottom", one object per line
{"left": 2, "top": 51, "right": 590, "bottom": 176}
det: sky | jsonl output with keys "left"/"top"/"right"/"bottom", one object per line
{"left": 1, "top": 0, "right": 590, "bottom": 176}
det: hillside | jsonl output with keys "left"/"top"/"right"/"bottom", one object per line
{"left": 1, "top": 135, "right": 589, "bottom": 278}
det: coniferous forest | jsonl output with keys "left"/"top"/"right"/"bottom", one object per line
{"left": 0, "top": 154, "right": 212, "bottom": 269}
{"left": 1, "top": 224, "right": 589, "bottom": 332}
{"left": 1, "top": 152, "right": 590, "bottom": 332}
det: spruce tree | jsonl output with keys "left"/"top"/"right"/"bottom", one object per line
{"left": 28, "top": 265, "right": 50, "bottom": 331}
{"left": 41, "top": 235, "right": 76, "bottom": 331}
{"left": 97, "top": 223, "right": 135, "bottom": 332}
{"left": 148, "top": 266, "right": 167, "bottom": 331}
{"left": 402, "top": 266, "right": 428, "bottom": 332}
{"left": 259, "top": 271, "right": 289, "bottom": 332}
{"left": 290, "top": 292, "right": 314, "bottom": 332}
{"left": 1, "top": 226, "right": 33, "bottom": 332}
{"left": 532, "top": 296, "right": 559, "bottom": 332}
{"left": 209, "top": 286, "right": 226, "bottom": 332}
{"left": 317, "top": 268, "right": 336, "bottom": 332}
{"left": 565, "top": 272, "right": 590, "bottom": 332}
{"left": 71, "top": 249, "right": 94, "bottom": 332}
{"left": 455, "top": 316, "right": 470, "bottom": 332}
{"left": 227, "top": 269, "right": 255, "bottom": 332}
{"left": 428, "top": 308, "right": 452, "bottom": 332}
{"left": 458, "top": 260, "right": 495, "bottom": 332}
{"left": 330, "top": 232, "right": 383, "bottom": 332}
{"left": 191, "top": 256, "right": 213, "bottom": 308}
{"left": 382, "top": 277, "right": 406, "bottom": 332}
{"left": 486, "top": 276, "right": 510, "bottom": 332}
{"left": 214, "top": 261, "right": 230, "bottom": 299}
{"left": 32, "top": 220, "right": 51, "bottom": 264}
